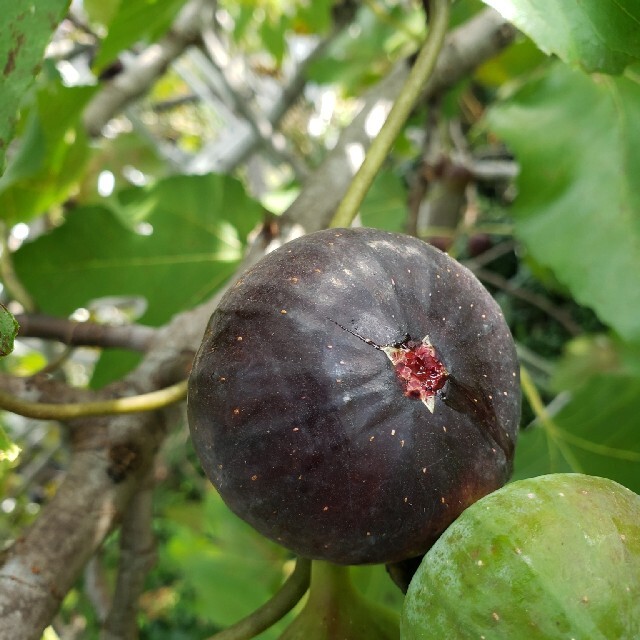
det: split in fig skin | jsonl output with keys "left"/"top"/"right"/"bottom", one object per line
{"left": 188, "top": 227, "right": 521, "bottom": 565}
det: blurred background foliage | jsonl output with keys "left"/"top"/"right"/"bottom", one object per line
{"left": 1, "top": 0, "right": 639, "bottom": 637}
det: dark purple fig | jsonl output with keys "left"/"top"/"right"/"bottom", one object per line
{"left": 188, "top": 228, "right": 520, "bottom": 565}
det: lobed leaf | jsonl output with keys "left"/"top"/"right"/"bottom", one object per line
{"left": 487, "top": 63, "right": 640, "bottom": 343}
{"left": 0, "top": 0, "right": 70, "bottom": 170}
{"left": 13, "top": 173, "right": 263, "bottom": 326}
{"left": 483, "top": 0, "right": 640, "bottom": 73}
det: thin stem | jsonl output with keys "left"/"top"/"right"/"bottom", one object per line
{"left": 0, "top": 379, "right": 188, "bottom": 420}
{"left": 473, "top": 268, "right": 582, "bottom": 337}
{"left": 329, "top": 0, "right": 450, "bottom": 229}
{"left": 208, "top": 557, "right": 311, "bottom": 640}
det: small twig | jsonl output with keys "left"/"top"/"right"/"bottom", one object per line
{"left": 101, "top": 470, "right": 156, "bottom": 640}
{"left": 15, "top": 314, "right": 156, "bottom": 352}
{"left": 198, "top": 31, "right": 310, "bottom": 180}
{"left": 463, "top": 239, "right": 516, "bottom": 270}
{"left": 151, "top": 93, "right": 199, "bottom": 112}
{"left": 197, "top": 21, "right": 344, "bottom": 174}
{"left": 472, "top": 267, "right": 582, "bottom": 336}
{"left": 208, "top": 557, "right": 311, "bottom": 640}
{"left": 83, "top": 0, "right": 216, "bottom": 136}
{"left": 0, "top": 379, "right": 188, "bottom": 421}
{"left": 330, "top": 0, "right": 450, "bottom": 228}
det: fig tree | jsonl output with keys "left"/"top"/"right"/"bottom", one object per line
{"left": 188, "top": 227, "right": 520, "bottom": 564}
{"left": 401, "top": 473, "right": 640, "bottom": 639}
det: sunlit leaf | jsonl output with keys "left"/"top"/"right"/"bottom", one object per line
{"left": 0, "top": 0, "right": 69, "bottom": 170}
{"left": 487, "top": 64, "right": 640, "bottom": 342}
{"left": 84, "top": 0, "right": 122, "bottom": 28}
{"left": 483, "top": 0, "right": 640, "bottom": 73}
{"left": 0, "top": 424, "right": 21, "bottom": 463}
{"left": 13, "top": 174, "right": 263, "bottom": 326}
{"left": 0, "top": 81, "right": 94, "bottom": 224}
{"left": 92, "top": 0, "right": 187, "bottom": 72}
{"left": 360, "top": 170, "right": 407, "bottom": 233}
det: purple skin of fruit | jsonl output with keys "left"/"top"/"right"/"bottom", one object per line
{"left": 188, "top": 228, "right": 520, "bottom": 565}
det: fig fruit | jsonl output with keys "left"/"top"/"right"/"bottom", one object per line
{"left": 401, "top": 474, "right": 640, "bottom": 640}
{"left": 188, "top": 227, "right": 520, "bottom": 564}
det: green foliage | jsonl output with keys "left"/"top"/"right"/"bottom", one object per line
{"left": 487, "top": 64, "right": 640, "bottom": 343}
{"left": 360, "top": 170, "right": 408, "bottom": 232}
{"left": 482, "top": 0, "right": 640, "bottom": 73}
{"left": 514, "top": 374, "right": 640, "bottom": 492}
{"left": 307, "top": 3, "right": 423, "bottom": 93}
{"left": 0, "top": 0, "right": 69, "bottom": 170}
{"left": 13, "top": 174, "right": 262, "bottom": 325}
{"left": 0, "top": 304, "right": 19, "bottom": 356}
{"left": 0, "top": 79, "right": 95, "bottom": 224}
{"left": 159, "top": 488, "right": 292, "bottom": 634}
{"left": 91, "top": 0, "right": 187, "bottom": 72}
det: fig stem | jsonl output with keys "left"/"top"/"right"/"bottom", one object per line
{"left": 278, "top": 561, "right": 400, "bottom": 639}
{"left": 208, "top": 557, "right": 311, "bottom": 640}
{"left": 0, "top": 379, "right": 188, "bottom": 420}
{"left": 329, "top": 0, "right": 450, "bottom": 229}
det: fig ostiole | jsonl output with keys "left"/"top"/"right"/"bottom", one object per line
{"left": 188, "top": 227, "right": 520, "bottom": 565}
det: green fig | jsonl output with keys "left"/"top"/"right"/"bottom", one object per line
{"left": 401, "top": 474, "right": 640, "bottom": 639}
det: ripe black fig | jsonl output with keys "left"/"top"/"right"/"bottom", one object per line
{"left": 188, "top": 228, "right": 520, "bottom": 564}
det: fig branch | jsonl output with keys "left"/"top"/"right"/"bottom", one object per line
{"left": 208, "top": 557, "right": 311, "bottom": 640}
{"left": 329, "top": 0, "right": 450, "bottom": 229}
{"left": 0, "top": 378, "right": 188, "bottom": 420}
{"left": 14, "top": 313, "right": 157, "bottom": 351}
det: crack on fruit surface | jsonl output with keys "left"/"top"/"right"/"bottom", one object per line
{"left": 382, "top": 337, "right": 448, "bottom": 413}
{"left": 329, "top": 319, "right": 448, "bottom": 413}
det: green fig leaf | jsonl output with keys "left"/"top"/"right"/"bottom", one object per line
{"left": 0, "top": 0, "right": 70, "bottom": 170}
{"left": 482, "top": 0, "right": 640, "bottom": 73}
{"left": 487, "top": 64, "right": 640, "bottom": 342}
{"left": 0, "top": 304, "right": 19, "bottom": 357}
